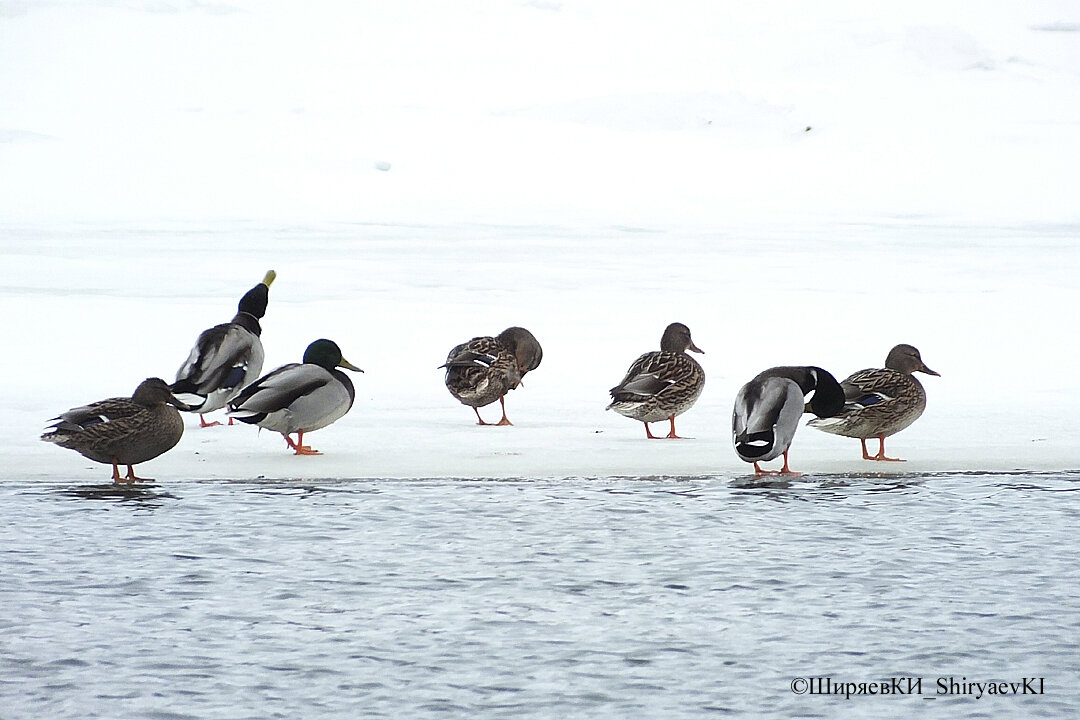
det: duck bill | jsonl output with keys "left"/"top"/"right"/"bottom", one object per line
{"left": 688, "top": 341, "right": 704, "bottom": 354}
{"left": 339, "top": 358, "right": 364, "bottom": 373}
{"left": 262, "top": 269, "right": 277, "bottom": 287}
{"left": 919, "top": 363, "right": 940, "bottom": 377}
{"left": 168, "top": 395, "right": 193, "bottom": 411}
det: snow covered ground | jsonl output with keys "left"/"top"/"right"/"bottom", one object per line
{"left": 2, "top": 1, "right": 1079, "bottom": 480}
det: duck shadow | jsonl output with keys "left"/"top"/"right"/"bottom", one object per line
{"left": 59, "top": 481, "right": 178, "bottom": 505}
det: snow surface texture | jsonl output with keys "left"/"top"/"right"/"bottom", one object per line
{"left": 2, "top": 1, "right": 1078, "bottom": 480}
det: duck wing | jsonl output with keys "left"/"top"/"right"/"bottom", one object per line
{"left": 609, "top": 351, "right": 689, "bottom": 401}
{"left": 174, "top": 323, "right": 262, "bottom": 403}
{"left": 442, "top": 337, "right": 518, "bottom": 404}
{"left": 839, "top": 369, "right": 900, "bottom": 408}
{"left": 45, "top": 397, "right": 141, "bottom": 432}
{"left": 42, "top": 397, "right": 155, "bottom": 449}
{"left": 732, "top": 376, "right": 802, "bottom": 462}
{"left": 441, "top": 337, "right": 504, "bottom": 368}
{"left": 227, "top": 364, "right": 330, "bottom": 418}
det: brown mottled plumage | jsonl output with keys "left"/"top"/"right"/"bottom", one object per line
{"left": 442, "top": 326, "right": 542, "bottom": 426}
{"left": 808, "top": 344, "right": 940, "bottom": 461}
{"left": 607, "top": 322, "right": 705, "bottom": 439}
{"left": 42, "top": 378, "right": 189, "bottom": 483}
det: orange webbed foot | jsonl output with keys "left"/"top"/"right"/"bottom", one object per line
{"left": 123, "top": 465, "right": 152, "bottom": 482}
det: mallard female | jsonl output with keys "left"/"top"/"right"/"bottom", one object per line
{"left": 42, "top": 377, "right": 189, "bottom": 483}
{"left": 808, "top": 344, "right": 939, "bottom": 461}
{"left": 607, "top": 322, "right": 704, "bottom": 439}
{"left": 442, "top": 326, "right": 543, "bottom": 426}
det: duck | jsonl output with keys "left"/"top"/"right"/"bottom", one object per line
{"left": 41, "top": 377, "right": 190, "bottom": 483}
{"left": 732, "top": 366, "right": 845, "bottom": 474}
{"left": 441, "top": 326, "right": 543, "bottom": 425}
{"left": 607, "top": 322, "right": 705, "bottom": 439}
{"left": 807, "top": 344, "right": 939, "bottom": 461}
{"left": 227, "top": 338, "right": 363, "bottom": 455}
{"left": 172, "top": 270, "right": 276, "bottom": 427}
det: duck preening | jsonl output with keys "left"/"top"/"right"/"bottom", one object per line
{"left": 42, "top": 377, "right": 190, "bottom": 483}
{"left": 733, "top": 365, "right": 844, "bottom": 475}
{"left": 172, "top": 270, "right": 276, "bottom": 427}
{"left": 607, "top": 322, "right": 705, "bottom": 439}
{"left": 807, "top": 344, "right": 939, "bottom": 461}
{"left": 442, "top": 326, "right": 543, "bottom": 426}
{"left": 228, "top": 338, "right": 362, "bottom": 455}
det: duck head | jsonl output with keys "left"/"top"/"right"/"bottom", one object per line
{"left": 803, "top": 366, "right": 845, "bottom": 418}
{"left": 237, "top": 269, "right": 276, "bottom": 319}
{"left": 660, "top": 322, "right": 703, "bottom": 354}
{"left": 132, "top": 377, "right": 192, "bottom": 411}
{"left": 303, "top": 339, "right": 364, "bottom": 373}
{"left": 885, "top": 344, "right": 939, "bottom": 377}
{"left": 497, "top": 326, "right": 543, "bottom": 376}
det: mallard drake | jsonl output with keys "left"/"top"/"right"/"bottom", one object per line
{"left": 441, "top": 326, "right": 543, "bottom": 426}
{"left": 227, "top": 338, "right": 363, "bottom": 455}
{"left": 41, "top": 377, "right": 189, "bottom": 483}
{"left": 607, "top": 322, "right": 705, "bottom": 439}
{"left": 172, "top": 270, "right": 276, "bottom": 427}
{"left": 733, "top": 366, "right": 845, "bottom": 474}
{"left": 807, "top": 344, "right": 939, "bottom": 461}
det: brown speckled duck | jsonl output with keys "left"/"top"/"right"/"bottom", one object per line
{"left": 441, "top": 326, "right": 543, "bottom": 426}
{"left": 607, "top": 322, "right": 705, "bottom": 439}
{"left": 42, "top": 377, "right": 189, "bottom": 483}
{"left": 808, "top": 344, "right": 939, "bottom": 461}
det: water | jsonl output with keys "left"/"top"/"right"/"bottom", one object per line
{"left": 2, "top": 472, "right": 1078, "bottom": 719}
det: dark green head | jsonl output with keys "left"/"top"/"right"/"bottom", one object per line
{"left": 660, "top": 322, "right": 703, "bottom": 354}
{"left": 237, "top": 270, "right": 276, "bottom": 319}
{"left": 303, "top": 339, "right": 363, "bottom": 373}
{"left": 804, "top": 366, "right": 845, "bottom": 418}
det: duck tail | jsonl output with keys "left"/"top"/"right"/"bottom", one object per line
{"left": 169, "top": 380, "right": 208, "bottom": 411}
{"left": 734, "top": 430, "right": 775, "bottom": 460}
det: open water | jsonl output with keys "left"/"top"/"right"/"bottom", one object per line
{"left": 1, "top": 472, "right": 1078, "bottom": 719}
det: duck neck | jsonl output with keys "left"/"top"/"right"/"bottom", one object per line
{"left": 232, "top": 311, "right": 262, "bottom": 336}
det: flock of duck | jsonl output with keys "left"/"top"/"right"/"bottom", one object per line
{"left": 41, "top": 272, "right": 940, "bottom": 483}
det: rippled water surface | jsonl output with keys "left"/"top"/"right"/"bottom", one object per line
{"left": 2, "top": 472, "right": 1079, "bottom": 719}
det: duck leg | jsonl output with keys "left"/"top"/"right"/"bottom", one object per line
{"left": 753, "top": 452, "right": 801, "bottom": 476}
{"left": 494, "top": 396, "right": 513, "bottom": 426}
{"left": 111, "top": 463, "right": 123, "bottom": 483}
{"left": 664, "top": 415, "right": 687, "bottom": 439}
{"left": 285, "top": 431, "right": 321, "bottom": 455}
{"left": 870, "top": 435, "right": 904, "bottom": 462}
{"left": 473, "top": 407, "right": 493, "bottom": 425}
{"left": 778, "top": 451, "right": 801, "bottom": 476}
{"left": 644, "top": 422, "right": 660, "bottom": 439}
{"left": 124, "top": 465, "right": 152, "bottom": 482}
{"left": 199, "top": 414, "right": 222, "bottom": 428}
